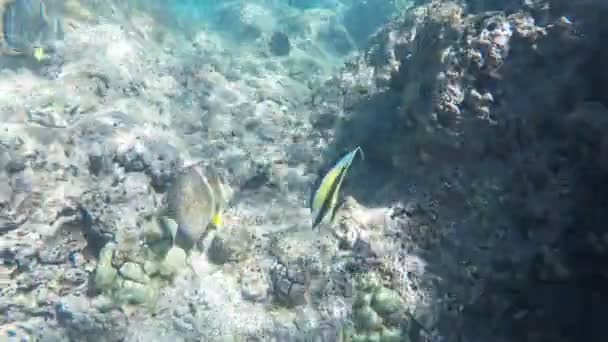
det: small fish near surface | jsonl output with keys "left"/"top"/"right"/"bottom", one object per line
{"left": 310, "top": 146, "right": 364, "bottom": 229}
{"left": 166, "top": 164, "right": 232, "bottom": 254}
{"left": 32, "top": 45, "right": 44, "bottom": 61}
{"left": 0, "top": 0, "right": 63, "bottom": 61}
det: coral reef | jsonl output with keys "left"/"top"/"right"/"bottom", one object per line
{"left": 342, "top": 0, "right": 398, "bottom": 47}
{"left": 349, "top": 273, "right": 409, "bottom": 342}
{"left": 269, "top": 31, "right": 291, "bottom": 56}
{"left": 214, "top": 1, "right": 277, "bottom": 42}
{"left": 310, "top": 0, "right": 608, "bottom": 340}
{"left": 0, "top": 1, "right": 346, "bottom": 340}
{"left": 91, "top": 239, "right": 188, "bottom": 308}
{"left": 1, "top": 0, "right": 607, "bottom": 341}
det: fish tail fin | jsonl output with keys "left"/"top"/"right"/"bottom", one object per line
{"left": 211, "top": 212, "right": 223, "bottom": 229}
{"left": 33, "top": 47, "right": 44, "bottom": 61}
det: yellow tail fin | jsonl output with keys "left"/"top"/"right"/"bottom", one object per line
{"left": 211, "top": 213, "right": 223, "bottom": 229}
{"left": 33, "top": 47, "right": 45, "bottom": 61}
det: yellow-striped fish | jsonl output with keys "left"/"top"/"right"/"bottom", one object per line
{"left": 33, "top": 46, "right": 45, "bottom": 62}
{"left": 310, "top": 146, "right": 364, "bottom": 229}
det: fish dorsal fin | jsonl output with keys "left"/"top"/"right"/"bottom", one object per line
{"left": 356, "top": 146, "right": 365, "bottom": 161}
{"left": 333, "top": 146, "right": 364, "bottom": 171}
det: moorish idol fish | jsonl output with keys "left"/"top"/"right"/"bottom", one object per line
{"left": 310, "top": 146, "right": 364, "bottom": 229}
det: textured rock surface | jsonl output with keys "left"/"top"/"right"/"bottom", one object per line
{"left": 0, "top": 1, "right": 345, "bottom": 340}
{"left": 2, "top": 0, "right": 607, "bottom": 341}
{"left": 309, "top": 0, "right": 608, "bottom": 341}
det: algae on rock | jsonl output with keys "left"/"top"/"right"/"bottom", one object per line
{"left": 346, "top": 272, "right": 411, "bottom": 342}
{"left": 90, "top": 163, "right": 232, "bottom": 310}
{"left": 91, "top": 236, "right": 188, "bottom": 309}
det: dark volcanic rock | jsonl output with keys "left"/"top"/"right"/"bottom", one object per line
{"left": 311, "top": 0, "right": 608, "bottom": 341}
